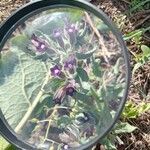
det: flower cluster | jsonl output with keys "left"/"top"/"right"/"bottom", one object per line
{"left": 31, "top": 34, "right": 48, "bottom": 53}
{"left": 30, "top": 23, "right": 78, "bottom": 54}
{"left": 53, "top": 82, "right": 76, "bottom": 105}
{"left": 50, "top": 65, "right": 62, "bottom": 77}
{"left": 50, "top": 55, "right": 76, "bottom": 78}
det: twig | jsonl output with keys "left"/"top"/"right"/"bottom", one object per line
{"left": 84, "top": 12, "right": 110, "bottom": 63}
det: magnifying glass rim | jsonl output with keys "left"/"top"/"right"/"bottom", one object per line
{"left": 0, "top": 0, "right": 131, "bottom": 150}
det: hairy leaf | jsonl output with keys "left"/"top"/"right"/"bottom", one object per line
{"left": 0, "top": 46, "right": 48, "bottom": 130}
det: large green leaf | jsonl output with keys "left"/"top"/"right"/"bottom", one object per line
{"left": 0, "top": 46, "right": 48, "bottom": 132}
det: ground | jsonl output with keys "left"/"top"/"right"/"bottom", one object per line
{"left": 0, "top": 0, "right": 150, "bottom": 150}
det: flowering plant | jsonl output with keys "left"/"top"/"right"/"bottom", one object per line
{"left": 0, "top": 8, "right": 126, "bottom": 150}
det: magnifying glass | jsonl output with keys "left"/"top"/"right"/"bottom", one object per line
{"left": 0, "top": 0, "right": 130, "bottom": 150}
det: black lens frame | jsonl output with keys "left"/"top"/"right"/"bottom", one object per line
{"left": 0, "top": 0, "right": 131, "bottom": 149}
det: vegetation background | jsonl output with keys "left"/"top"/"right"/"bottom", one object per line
{"left": 0, "top": 0, "right": 149, "bottom": 149}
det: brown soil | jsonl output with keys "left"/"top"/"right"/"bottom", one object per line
{"left": 0, "top": 0, "right": 150, "bottom": 150}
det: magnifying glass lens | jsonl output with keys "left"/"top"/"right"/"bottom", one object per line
{"left": 0, "top": 6, "right": 128, "bottom": 150}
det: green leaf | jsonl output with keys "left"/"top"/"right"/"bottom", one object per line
{"left": 11, "top": 34, "right": 29, "bottom": 49}
{"left": 100, "top": 137, "right": 117, "bottom": 150}
{"left": 132, "top": 63, "right": 143, "bottom": 75}
{"left": 11, "top": 34, "right": 36, "bottom": 57}
{"left": 141, "top": 45, "right": 150, "bottom": 55}
{"left": 113, "top": 58, "right": 122, "bottom": 75}
{"left": 124, "top": 29, "right": 143, "bottom": 43}
{"left": 33, "top": 95, "right": 54, "bottom": 117}
{"left": 43, "top": 78, "right": 65, "bottom": 93}
{"left": 0, "top": 46, "right": 48, "bottom": 131}
{"left": 76, "top": 49, "right": 96, "bottom": 60}
{"left": 114, "top": 122, "right": 137, "bottom": 134}
{"left": 57, "top": 115, "right": 72, "bottom": 127}
{"left": 74, "top": 92, "right": 91, "bottom": 102}
{"left": 122, "top": 101, "right": 139, "bottom": 118}
{"left": 92, "top": 57, "right": 101, "bottom": 77}
{"left": 76, "top": 67, "right": 89, "bottom": 82}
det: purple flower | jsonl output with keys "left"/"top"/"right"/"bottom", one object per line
{"left": 66, "top": 24, "right": 78, "bottom": 44}
{"left": 31, "top": 34, "right": 47, "bottom": 53}
{"left": 53, "top": 29, "right": 64, "bottom": 48}
{"left": 65, "top": 81, "right": 76, "bottom": 97}
{"left": 64, "top": 55, "right": 76, "bottom": 71}
{"left": 67, "top": 24, "right": 77, "bottom": 34}
{"left": 53, "top": 29, "right": 62, "bottom": 38}
{"left": 54, "top": 97, "right": 62, "bottom": 105}
{"left": 66, "top": 86, "right": 75, "bottom": 96}
{"left": 50, "top": 65, "right": 62, "bottom": 77}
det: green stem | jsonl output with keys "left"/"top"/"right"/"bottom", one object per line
{"left": 43, "top": 105, "right": 58, "bottom": 143}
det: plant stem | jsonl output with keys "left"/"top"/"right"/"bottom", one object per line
{"left": 15, "top": 73, "right": 50, "bottom": 133}
{"left": 43, "top": 105, "right": 58, "bottom": 142}
{"left": 84, "top": 12, "right": 110, "bottom": 62}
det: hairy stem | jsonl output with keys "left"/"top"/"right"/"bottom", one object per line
{"left": 43, "top": 105, "right": 58, "bottom": 143}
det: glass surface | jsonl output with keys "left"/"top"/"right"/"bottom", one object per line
{"left": 0, "top": 6, "right": 127, "bottom": 150}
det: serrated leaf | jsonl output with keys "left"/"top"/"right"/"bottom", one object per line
{"left": 76, "top": 67, "right": 89, "bottom": 82}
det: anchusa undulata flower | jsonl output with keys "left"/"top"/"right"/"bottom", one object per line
{"left": 64, "top": 55, "right": 77, "bottom": 73}
{"left": 66, "top": 24, "right": 78, "bottom": 44}
{"left": 53, "top": 82, "right": 76, "bottom": 105}
{"left": 31, "top": 34, "right": 47, "bottom": 53}
{"left": 53, "top": 29, "right": 64, "bottom": 48}
{"left": 50, "top": 65, "right": 62, "bottom": 77}
{"left": 65, "top": 82, "right": 76, "bottom": 97}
